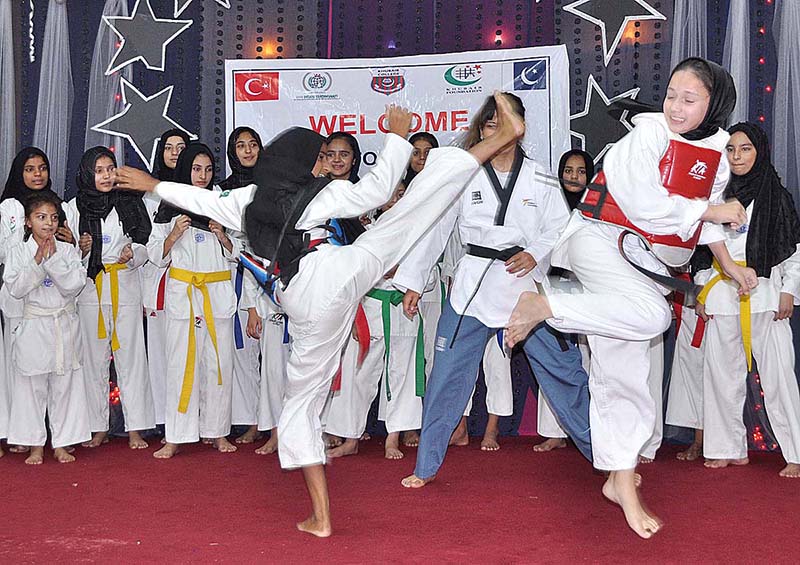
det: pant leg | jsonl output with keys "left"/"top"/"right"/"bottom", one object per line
{"left": 639, "top": 334, "right": 665, "bottom": 460}
{"left": 231, "top": 316, "right": 261, "bottom": 426}
{"left": 751, "top": 313, "right": 800, "bottom": 464}
{"left": 77, "top": 304, "right": 112, "bottom": 433}
{"left": 113, "top": 305, "right": 155, "bottom": 431}
{"left": 665, "top": 310, "right": 704, "bottom": 429}
{"left": 47, "top": 367, "right": 91, "bottom": 448}
{"left": 537, "top": 389, "right": 567, "bottom": 439}
{"left": 145, "top": 310, "right": 168, "bottom": 425}
{"left": 257, "top": 303, "right": 290, "bottom": 431}
{"left": 198, "top": 317, "right": 234, "bottom": 439}
{"left": 7, "top": 373, "right": 48, "bottom": 446}
{"left": 164, "top": 316, "right": 200, "bottom": 444}
{"left": 523, "top": 325, "right": 592, "bottom": 460}
{"left": 379, "top": 335, "right": 423, "bottom": 434}
{"left": 702, "top": 314, "right": 748, "bottom": 460}
{"left": 587, "top": 335, "right": 654, "bottom": 470}
{"left": 483, "top": 334, "right": 513, "bottom": 417}
{"left": 0, "top": 320, "right": 7, "bottom": 440}
{"left": 414, "top": 299, "right": 492, "bottom": 479}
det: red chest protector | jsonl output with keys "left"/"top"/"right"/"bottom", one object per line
{"left": 578, "top": 139, "right": 722, "bottom": 267}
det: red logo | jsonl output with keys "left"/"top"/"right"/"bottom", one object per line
{"left": 234, "top": 72, "right": 280, "bottom": 101}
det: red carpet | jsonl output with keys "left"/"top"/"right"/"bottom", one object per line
{"left": 2, "top": 437, "right": 798, "bottom": 563}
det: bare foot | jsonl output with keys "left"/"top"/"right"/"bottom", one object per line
{"left": 602, "top": 470, "right": 662, "bottom": 539}
{"left": 638, "top": 455, "right": 654, "bottom": 464}
{"left": 82, "top": 431, "right": 109, "bottom": 448}
{"left": 481, "top": 429, "right": 500, "bottom": 451}
{"left": 323, "top": 433, "right": 343, "bottom": 448}
{"left": 676, "top": 442, "right": 702, "bottom": 461}
{"left": 704, "top": 457, "right": 749, "bottom": 469}
{"left": 201, "top": 437, "right": 213, "bottom": 445}
{"left": 53, "top": 447, "right": 76, "bottom": 463}
{"left": 449, "top": 417, "right": 469, "bottom": 446}
{"left": 385, "top": 432, "right": 404, "bottom": 460}
{"left": 360, "top": 432, "right": 371, "bottom": 441}
{"left": 256, "top": 430, "right": 278, "bottom": 455}
{"left": 533, "top": 438, "right": 567, "bottom": 452}
{"left": 9, "top": 444, "right": 30, "bottom": 454}
{"left": 779, "top": 463, "right": 800, "bottom": 478}
{"left": 402, "top": 431, "right": 420, "bottom": 447}
{"left": 505, "top": 292, "right": 553, "bottom": 348}
{"left": 235, "top": 425, "right": 262, "bottom": 444}
{"left": 25, "top": 446, "right": 44, "bottom": 465}
{"left": 213, "top": 437, "right": 238, "bottom": 453}
{"left": 326, "top": 438, "right": 358, "bottom": 458}
{"left": 128, "top": 431, "right": 149, "bottom": 449}
{"left": 154, "top": 442, "right": 180, "bottom": 459}
{"left": 296, "top": 515, "right": 332, "bottom": 538}
{"left": 401, "top": 474, "right": 434, "bottom": 488}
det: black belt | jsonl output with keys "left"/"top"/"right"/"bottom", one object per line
{"left": 466, "top": 244, "right": 523, "bottom": 262}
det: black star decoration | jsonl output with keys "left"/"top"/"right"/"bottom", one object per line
{"left": 174, "top": 0, "right": 230, "bottom": 18}
{"left": 563, "top": 0, "right": 666, "bottom": 66}
{"left": 104, "top": 0, "right": 192, "bottom": 76}
{"left": 570, "top": 75, "right": 640, "bottom": 162}
{"left": 91, "top": 78, "right": 195, "bottom": 172}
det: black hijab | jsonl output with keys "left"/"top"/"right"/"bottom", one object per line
{"left": 558, "top": 149, "right": 595, "bottom": 211}
{"left": 694, "top": 123, "right": 800, "bottom": 278}
{"left": 403, "top": 132, "right": 440, "bottom": 186}
{"left": 154, "top": 143, "right": 215, "bottom": 231}
{"left": 2, "top": 147, "right": 66, "bottom": 225}
{"left": 76, "top": 146, "right": 152, "bottom": 280}
{"left": 153, "top": 129, "right": 191, "bottom": 181}
{"left": 219, "top": 126, "right": 264, "bottom": 190}
{"left": 244, "top": 127, "right": 326, "bottom": 261}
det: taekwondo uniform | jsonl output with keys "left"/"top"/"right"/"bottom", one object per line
{"left": 65, "top": 200, "right": 155, "bottom": 435}
{"left": 4, "top": 239, "right": 90, "bottom": 448}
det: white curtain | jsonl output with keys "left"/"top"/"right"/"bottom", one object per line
{"left": 85, "top": 0, "right": 130, "bottom": 161}
{"left": 670, "top": 0, "right": 707, "bottom": 68}
{"left": 32, "top": 0, "right": 73, "bottom": 198}
{"left": 0, "top": 0, "right": 15, "bottom": 185}
{"left": 772, "top": 0, "right": 800, "bottom": 204}
{"left": 722, "top": 0, "right": 749, "bottom": 125}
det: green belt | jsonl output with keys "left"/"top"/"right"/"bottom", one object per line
{"left": 365, "top": 288, "right": 426, "bottom": 399}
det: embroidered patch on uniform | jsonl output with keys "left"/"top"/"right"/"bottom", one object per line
{"left": 43, "top": 277, "right": 54, "bottom": 287}
{"left": 268, "top": 313, "right": 284, "bottom": 326}
{"left": 102, "top": 234, "right": 112, "bottom": 244}
{"left": 736, "top": 224, "right": 749, "bottom": 234}
{"left": 471, "top": 191, "right": 483, "bottom": 205}
{"left": 220, "top": 190, "right": 231, "bottom": 197}
{"left": 521, "top": 198, "right": 538, "bottom": 207}
{"left": 194, "top": 316, "right": 203, "bottom": 327}
{"left": 194, "top": 232, "right": 205, "bottom": 243}
{"left": 9, "top": 216, "right": 16, "bottom": 231}
{"left": 435, "top": 336, "right": 447, "bottom": 351}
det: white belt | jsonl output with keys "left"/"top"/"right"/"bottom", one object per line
{"left": 23, "top": 302, "right": 78, "bottom": 375}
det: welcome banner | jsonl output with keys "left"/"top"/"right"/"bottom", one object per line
{"left": 226, "top": 45, "right": 571, "bottom": 174}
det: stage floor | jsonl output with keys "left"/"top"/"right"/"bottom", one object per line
{"left": 2, "top": 436, "right": 797, "bottom": 563}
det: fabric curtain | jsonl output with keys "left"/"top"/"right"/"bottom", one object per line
{"left": 32, "top": 0, "right": 73, "bottom": 198}
{"left": 772, "top": 0, "right": 800, "bottom": 204}
{"left": 670, "top": 0, "right": 707, "bottom": 68}
{"left": 0, "top": 0, "right": 15, "bottom": 188}
{"left": 84, "top": 0, "right": 130, "bottom": 162}
{"left": 722, "top": 0, "right": 749, "bottom": 125}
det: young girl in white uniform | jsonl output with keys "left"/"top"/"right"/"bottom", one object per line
{"left": 146, "top": 143, "right": 241, "bottom": 458}
{"left": 5, "top": 193, "right": 89, "bottom": 464}
{"left": 694, "top": 122, "right": 800, "bottom": 478}
{"left": 505, "top": 58, "right": 756, "bottom": 538}
{"left": 67, "top": 147, "right": 155, "bottom": 450}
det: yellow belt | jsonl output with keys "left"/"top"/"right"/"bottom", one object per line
{"left": 95, "top": 263, "right": 128, "bottom": 352}
{"left": 696, "top": 258, "right": 752, "bottom": 371}
{"left": 168, "top": 266, "right": 232, "bottom": 413}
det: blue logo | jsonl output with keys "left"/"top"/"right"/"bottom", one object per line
{"left": 43, "top": 277, "right": 54, "bottom": 287}
{"left": 513, "top": 59, "right": 547, "bottom": 91}
{"left": 102, "top": 234, "right": 112, "bottom": 244}
{"left": 194, "top": 232, "right": 205, "bottom": 243}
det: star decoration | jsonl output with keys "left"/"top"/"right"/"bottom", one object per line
{"left": 563, "top": 0, "right": 666, "bottom": 66}
{"left": 174, "top": 0, "right": 230, "bottom": 18}
{"left": 570, "top": 75, "right": 640, "bottom": 162}
{"left": 104, "top": 0, "right": 192, "bottom": 76}
{"left": 91, "top": 78, "right": 196, "bottom": 172}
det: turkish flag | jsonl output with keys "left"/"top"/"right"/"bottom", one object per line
{"left": 234, "top": 72, "right": 280, "bottom": 102}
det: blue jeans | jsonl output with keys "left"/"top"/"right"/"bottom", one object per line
{"left": 414, "top": 299, "right": 592, "bottom": 479}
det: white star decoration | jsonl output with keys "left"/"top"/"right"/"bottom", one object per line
{"left": 174, "top": 0, "right": 231, "bottom": 18}
{"left": 91, "top": 78, "right": 196, "bottom": 172}
{"left": 563, "top": 0, "right": 666, "bottom": 67}
{"left": 104, "top": 0, "right": 192, "bottom": 76}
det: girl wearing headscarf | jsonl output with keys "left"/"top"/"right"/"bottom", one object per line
{"left": 64, "top": 146, "right": 154, "bottom": 450}
{"left": 505, "top": 58, "right": 756, "bottom": 538}
{"left": 691, "top": 122, "right": 800, "bottom": 478}
{"left": 142, "top": 129, "right": 190, "bottom": 428}
{"left": 0, "top": 147, "right": 74, "bottom": 454}
{"left": 219, "top": 126, "right": 263, "bottom": 190}
{"left": 325, "top": 132, "right": 368, "bottom": 245}
{"left": 115, "top": 95, "right": 524, "bottom": 537}
{"left": 146, "top": 143, "right": 241, "bottom": 459}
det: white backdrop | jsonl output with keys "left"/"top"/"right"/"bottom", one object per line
{"left": 225, "top": 46, "right": 571, "bottom": 176}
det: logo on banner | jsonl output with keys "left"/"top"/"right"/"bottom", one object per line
{"left": 370, "top": 68, "right": 405, "bottom": 95}
{"left": 444, "top": 63, "right": 484, "bottom": 95}
{"left": 303, "top": 71, "right": 331, "bottom": 92}
{"left": 513, "top": 59, "right": 547, "bottom": 91}
{"left": 234, "top": 72, "right": 280, "bottom": 101}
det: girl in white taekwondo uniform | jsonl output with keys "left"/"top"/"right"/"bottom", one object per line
{"left": 146, "top": 143, "right": 242, "bottom": 459}
{"left": 396, "top": 94, "right": 593, "bottom": 489}
{"left": 140, "top": 129, "right": 190, "bottom": 427}
{"left": 505, "top": 58, "right": 757, "bottom": 538}
{"left": 5, "top": 193, "right": 89, "bottom": 464}
{"left": 693, "top": 122, "right": 800, "bottom": 478}
{"left": 66, "top": 147, "right": 155, "bottom": 450}
{"left": 115, "top": 96, "right": 525, "bottom": 537}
